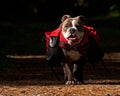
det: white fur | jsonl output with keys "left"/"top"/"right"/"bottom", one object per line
{"left": 62, "top": 20, "right": 78, "bottom": 39}
{"left": 62, "top": 19, "right": 84, "bottom": 45}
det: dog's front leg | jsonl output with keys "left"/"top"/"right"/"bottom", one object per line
{"left": 63, "top": 64, "right": 67, "bottom": 82}
{"left": 64, "top": 63, "right": 74, "bottom": 85}
{"left": 73, "top": 64, "right": 82, "bottom": 84}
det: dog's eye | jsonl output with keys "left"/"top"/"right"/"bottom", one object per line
{"left": 76, "top": 26, "right": 83, "bottom": 31}
{"left": 65, "top": 25, "right": 68, "bottom": 28}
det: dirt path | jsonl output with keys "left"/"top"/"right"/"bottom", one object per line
{"left": 0, "top": 85, "right": 120, "bottom": 96}
{"left": 0, "top": 53, "right": 120, "bottom": 95}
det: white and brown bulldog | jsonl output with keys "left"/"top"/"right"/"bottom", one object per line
{"left": 59, "top": 15, "right": 87, "bottom": 85}
{"left": 46, "top": 15, "right": 101, "bottom": 85}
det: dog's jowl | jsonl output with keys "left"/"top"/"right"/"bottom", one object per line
{"left": 45, "top": 15, "right": 102, "bottom": 85}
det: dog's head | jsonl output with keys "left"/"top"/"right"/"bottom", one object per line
{"left": 60, "top": 15, "right": 86, "bottom": 45}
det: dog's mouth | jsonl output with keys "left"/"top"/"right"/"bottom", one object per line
{"left": 66, "top": 35, "right": 78, "bottom": 45}
{"left": 67, "top": 34, "right": 77, "bottom": 41}
{"left": 66, "top": 33, "right": 84, "bottom": 45}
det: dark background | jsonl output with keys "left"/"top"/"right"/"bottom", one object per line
{"left": 0, "top": 0, "right": 120, "bottom": 56}
{"left": 0, "top": 0, "right": 119, "bottom": 87}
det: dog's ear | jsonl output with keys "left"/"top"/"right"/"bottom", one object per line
{"left": 61, "top": 15, "right": 71, "bottom": 22}
{"left": 76, "top": 15, "right": 87, "bottom": 24}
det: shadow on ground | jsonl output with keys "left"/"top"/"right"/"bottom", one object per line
{"left": 0, "top": 55, "right": 120, "bottom": 86}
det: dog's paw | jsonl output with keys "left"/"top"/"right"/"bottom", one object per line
{"left": 74, "top": 78, "right": 84, "bottom": 84}
{"left": 65, "top": 79, "right": 84, "bottom": 85}
{"left": 65, "top": 81, "right": 75, "bottom": 85}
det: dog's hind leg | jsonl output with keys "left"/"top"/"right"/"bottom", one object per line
{"left": 63, "top": 64, "right": 67, "bottom": 82}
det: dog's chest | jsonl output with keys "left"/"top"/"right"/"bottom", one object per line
{"left": 62, "top": 49, "right": 83, "bottom": 61}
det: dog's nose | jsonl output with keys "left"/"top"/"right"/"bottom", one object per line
{"left": 70, "top": 28, "right": 76, "bottom": 34}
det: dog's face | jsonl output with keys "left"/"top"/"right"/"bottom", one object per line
{"left": 60, "top": 15, "right": 86, "bottom": 45}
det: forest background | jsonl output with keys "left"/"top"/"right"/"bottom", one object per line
{"left": 0, "top": 0, "right": 120, "bottom": 56}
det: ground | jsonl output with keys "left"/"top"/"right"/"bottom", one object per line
{"left": 0, "top": 53, "right": 120, "bottom": 96}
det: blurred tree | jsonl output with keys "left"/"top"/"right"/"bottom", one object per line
{"left": 74, "top": 0, "right": 118, "bottom": 17}
{"left": 1, "top": 0, "right": 119, "bottom": 22}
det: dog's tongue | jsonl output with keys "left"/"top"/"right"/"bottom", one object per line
{"left": 68, "top": 37, "right": 76, "bottom": 41}
{"left": 67, "top": 36, "right": 77, "bottom": 45}
{"left": 68, "top": 35, "right": 76, "bottom": 41}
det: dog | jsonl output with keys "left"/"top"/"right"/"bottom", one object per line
{"left": 45, "top": 15, "right": 102, "bottom": 85}
{"left": 59, "top": 15, "right": 87, "bottom": 85}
